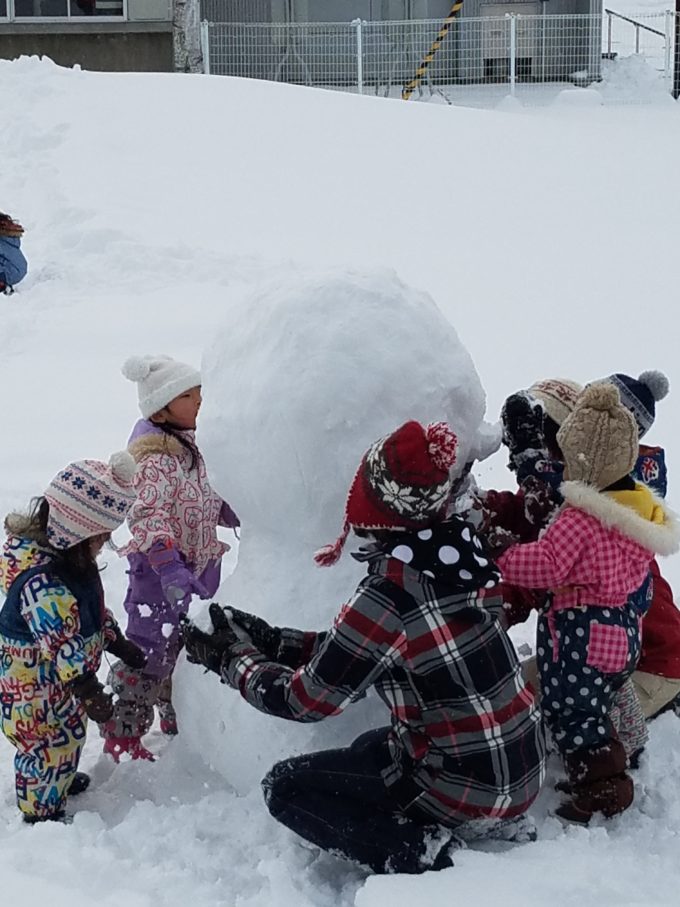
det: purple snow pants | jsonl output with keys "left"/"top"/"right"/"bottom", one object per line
{"left": 103, "top": 553, "right": 221, "bottom": 741}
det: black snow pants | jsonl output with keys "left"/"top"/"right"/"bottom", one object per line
{"left": 261, "top": 728, "right": 451, "bottom": 874}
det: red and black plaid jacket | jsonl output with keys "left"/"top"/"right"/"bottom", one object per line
{"left": 223, "top": 518, "right": 546, "bottom": 826}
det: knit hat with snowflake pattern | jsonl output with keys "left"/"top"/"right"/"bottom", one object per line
{"left": 314, "top": 420, "right": 458, "bottom": 567}
{"left": 45, "top": 452, "right": 137, "bottom": 549}
{"left": 601, "top": 370, "right": 669, "bottom": 439}
{"left": 122, "top": 355, "right": 201, "bottom": 420}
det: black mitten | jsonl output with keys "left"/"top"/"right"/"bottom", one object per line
{"left": 180, "top": 603, "right": 239, "bottom": 676}
{"left": 226, "top": 606, "right": 281, "bottom": 660}
{"left": 70, "top": 673, "right": 114, "bottom": 723}
{"left": 501, "top": 392, "right": 545, "bottom": 471}
{"left": 107, "top": 628, "right": 147, "bottom": 670}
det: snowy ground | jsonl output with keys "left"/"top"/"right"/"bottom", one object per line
{"left": 2, "top": 51, "right": 680, "bottom": 906}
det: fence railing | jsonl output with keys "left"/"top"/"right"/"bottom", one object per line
{"left": 200, "top": 12, "right": 676, "bottom": 104}
{"left": 605, "top": 8, "right": 665, "bottom": 57}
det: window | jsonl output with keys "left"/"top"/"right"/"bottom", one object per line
{"left": 70, "top": 0, "right": 124, "bottom": 15}
{"left": 5, "top": 0, "right": 124, "bottom": 16}
{"left": 14, "top": 0, "right": 68, "bottom": 14}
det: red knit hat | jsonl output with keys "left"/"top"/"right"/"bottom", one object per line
{"left": 314, "top": 420, "right": 458, "bottom": 567}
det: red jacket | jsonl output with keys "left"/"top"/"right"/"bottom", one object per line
{"left": 640, "top": 560, "right": 680, "bottom": 678}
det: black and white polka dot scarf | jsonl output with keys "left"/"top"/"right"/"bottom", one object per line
{"left": 355, "top": 516, "right": 501, "bottom": 593}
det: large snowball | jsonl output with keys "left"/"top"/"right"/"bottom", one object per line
{"left": 174, "top": 270, "right": 497, "bottom": 793}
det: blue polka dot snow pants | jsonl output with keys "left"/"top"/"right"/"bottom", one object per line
{"left": 537, "top": 604, "right": 641, "bottom": 754}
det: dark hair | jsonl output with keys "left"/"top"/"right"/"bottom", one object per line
{"left": 604, "top": 474, "right": 636, "bottom": 492}
{"left": 159, "top": 423, "right": 197, "bottom": 470}
{"left": 5, "top": 496, "right": 100, "bottom": 580}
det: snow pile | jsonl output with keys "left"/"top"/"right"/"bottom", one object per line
{"left": 554, "top": 88, "right": 605, "bottom": 108}
{"left": 599, "top": 54, "right": 673, "bottom": 106}
{"left": 176, "top": 269, "right": 497, "bottom": 792}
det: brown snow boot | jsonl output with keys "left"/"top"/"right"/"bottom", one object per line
{"left": 564, "top": 738, "right": 627, "bottom": 785}
{"left": 555, "top": 774, "right": 634, "bottom": 824}
{"left": 555, "top": 739, "right": 634, "bottom": 824}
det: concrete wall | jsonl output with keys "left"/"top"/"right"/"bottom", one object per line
{"left": 0, "top": 22, "right": 173, "bottom": 71}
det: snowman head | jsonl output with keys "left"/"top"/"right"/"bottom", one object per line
{"left": 200, "top": 270, "right": 497, "bottom": 548}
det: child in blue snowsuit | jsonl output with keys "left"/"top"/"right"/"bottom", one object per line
{"left": 0, "top": 452, "right": 145, "bottom": 823}
{"left": 0, "top": 212, "right": 28, "bottom": 294}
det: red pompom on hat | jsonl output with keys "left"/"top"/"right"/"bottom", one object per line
{"left": 314, "top": 420, "right": 458, "bottom": 567}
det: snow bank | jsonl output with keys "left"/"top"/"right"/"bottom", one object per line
{"left": 554, "top": 88, "right": 605, "bottom": 108}
{"left": 174, "top": 268, "right": 497, "bottom": 792}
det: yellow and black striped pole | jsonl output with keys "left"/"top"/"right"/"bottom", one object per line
{"left": 402, "top": 0, "right": 464, "bottom": 101}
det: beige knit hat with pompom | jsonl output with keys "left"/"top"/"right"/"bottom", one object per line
{"left": 557, "top": 383, "right": 639, "bottom": 490}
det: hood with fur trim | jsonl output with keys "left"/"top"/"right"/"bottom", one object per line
{"left": 127, "top": 419, "right": 193, "bottom": 463}
{"left": 560, "top": 480, "right": 679, "bottom": 557}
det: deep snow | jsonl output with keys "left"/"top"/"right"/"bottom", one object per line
{"left": 2, "top": 49, "right": 680, "bottom": 906}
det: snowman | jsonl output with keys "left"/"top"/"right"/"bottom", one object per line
{"left": 173, "top": 269, "right": 499, "bottom": 794}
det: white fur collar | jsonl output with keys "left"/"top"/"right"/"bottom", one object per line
{"left": 560, "top": 481, "right": 680, "bottom": 556}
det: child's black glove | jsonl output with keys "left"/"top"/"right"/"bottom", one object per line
{"left": 501, "top": 392, "right": 546, "bottom": 472}
{"left": 181, "top": 603, "right": 239, "bottom": 676}
{"left": 70, "top": 673, "right": 114, "bottom": 723}
{"left": 226, "top": 607, "right": 281, "bottom": 660}
{"left": 107, "top": 628, "right": 147, "bottom": 670}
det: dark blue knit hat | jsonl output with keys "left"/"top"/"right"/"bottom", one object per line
{"left": 606, "top": 371, "right": 669, "bottom": 439}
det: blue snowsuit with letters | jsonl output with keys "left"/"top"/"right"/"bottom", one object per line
{"left": 0, "top": 536, "right": 117, "bottom": 819}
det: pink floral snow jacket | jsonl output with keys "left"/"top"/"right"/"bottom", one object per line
{"left": 121, "top": 421, "right": 229, "bottom": 574}
{"left": 497, "top": 481, "right": 679, "bottom": 613}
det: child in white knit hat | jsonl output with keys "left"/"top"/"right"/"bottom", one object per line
{"left": 0, "top": 452, "right": 145, "bottom": 823}
{"left": 101, "top": 355, "right": 239, "bottom": 761}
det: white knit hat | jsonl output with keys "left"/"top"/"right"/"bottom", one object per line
{"left": 45, "top": 452, "right": 137, "bottom": 549}
{"left": 122, "top": 355, "right": 201, "bottom": 419}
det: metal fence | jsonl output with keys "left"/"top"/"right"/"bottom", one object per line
{"left": 200, "top": 12, "right": 676, "bottom": 104}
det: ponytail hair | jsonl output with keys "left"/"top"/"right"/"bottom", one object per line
{"left": 159, "top": 423, "right": 197, "bottom": 471}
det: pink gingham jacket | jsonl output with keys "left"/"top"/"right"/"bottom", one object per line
{"left": 497, "top": 481, "right": 679, "bottom": 613}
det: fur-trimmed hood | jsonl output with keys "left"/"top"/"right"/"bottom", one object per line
{"left": 128, "top": 432, "right": 185, "bottom": 464}
{"left": 127, "top": 419, "right": 192, "bottom": 464}
{"left": 561, "top": 480, "right": 680, "bottom": 557}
